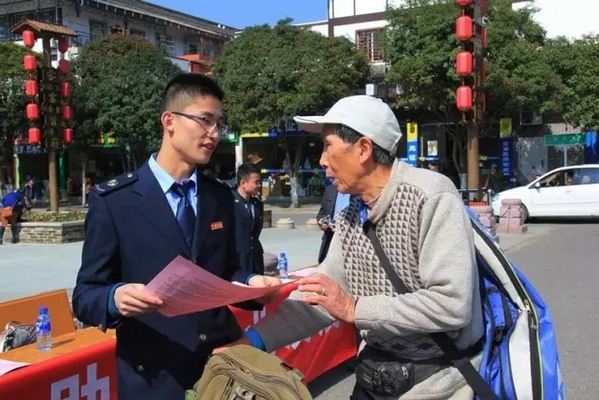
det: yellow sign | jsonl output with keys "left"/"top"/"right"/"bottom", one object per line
{"left": 499, "top": 118, "right": 512, "bottom": 138}
{"left": 406, "top": 122, "right": 418, "bottom": 141}
{"left": 240, "top": 132, "right": 269, "bottom": 138}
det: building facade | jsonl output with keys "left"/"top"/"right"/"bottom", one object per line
{"left": 1, "top": 0, "right": 236, "bottom": 194}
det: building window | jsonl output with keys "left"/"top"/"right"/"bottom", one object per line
{"left": 89, "top": 20, "right": 107, "bottom": 40}
{"left": 0, "top": 16, "right": 10, "bottom": 41}
{"left": 156, "top": 34, "right": 176, "bottom": 56}
{"left": 130, "top": 28, "right": 146, "bottom": 39}
{"left": 199, "top": 36, "right": 222, "bottom": 58}
{"left": 356, "top": 29, "right": 383, "bottom": 62}
{"left": 186, "top": 42, "right": 198, "bottom": 54}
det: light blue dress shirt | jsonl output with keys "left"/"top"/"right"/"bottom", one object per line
{"left": 148, "top": 153, "right": 198, "bottom": 216}
{"left": 333, "top": 192, "right": 351, "bottom": 221}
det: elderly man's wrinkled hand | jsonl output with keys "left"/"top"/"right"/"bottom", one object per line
{"left": 298, "top": 274, "right": 356, "bottom": 323}
{"left": 248, "top": 275, "right": 281, "bottom": 304}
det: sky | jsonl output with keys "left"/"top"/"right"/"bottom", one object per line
{"left": 514, "top": 0, "right": 599, "bottom": 39}
{"left": 147, "top": 0, "right": 328, "bottom": 29}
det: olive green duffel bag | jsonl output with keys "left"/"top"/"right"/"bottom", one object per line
{"left": 186, "top": 344, "right": 312, "bottom": 400}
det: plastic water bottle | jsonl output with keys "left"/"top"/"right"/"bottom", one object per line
{"left": 278, "top": 252, "right": 289, "bottom": 280}
{"left": 35, "top": 306, "right": 52, "bottom": 351}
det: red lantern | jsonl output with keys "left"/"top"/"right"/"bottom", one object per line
{"left": 60, "top": 82, "right": 71, "bottom": 98}
{"left": 26, "top": 103, "right": 40, "bottom": 120}
{"left": 456, "top": 86, "right": 473, "bottom": 111}
{"left": 58, "top": 37, "right": 69, "bottom": 53}
{"left": 61, "top": 105, "right": 72, "bottom": 120}
{"left": 456, "top": 15, "right": 473, "bottom": 41}
{"left": 28, "top": 127, "right": 41, "bottom": 144}
{"left": 455, "top": 0, "right": 473, "bottom": 6}
{"left": 22, "top": 30, "right": 35, "bottom": 48}
{"left": 58, "top": 59, "right": 70, "bottom": 75}
{"left": 24, "top": 54, "right": 37, "bottom": 72}
{"left": 25, "top": 80, "right": 38, "bottom": 97}
{"left": 63, "top": 128, "right": 73, "bottom": 143}
{"left": 456, "top": 51, "right": 473, "bottom": 76}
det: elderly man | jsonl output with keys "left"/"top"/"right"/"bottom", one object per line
{"left": 224, "top": 95, "right": 483, "bottom": 399}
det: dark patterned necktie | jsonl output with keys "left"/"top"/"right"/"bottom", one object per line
{"left": 171, "top": 181, "right": 196, "bottom": 249}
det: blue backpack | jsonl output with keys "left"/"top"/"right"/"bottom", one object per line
{"left": 467, "top": 208, "right": 565, "bottom": 399}
{"left": 364, "top": 209, "right": 564, "bottom": 400}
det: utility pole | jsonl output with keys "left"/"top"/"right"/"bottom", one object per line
{"left": 454, "top": 0, "right": 487, "bottom": 194}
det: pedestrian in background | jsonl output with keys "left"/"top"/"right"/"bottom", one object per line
{"left": 316, "top": 184, "right": 352, "bottom": 263}
{"left": 0, "top": 190, "right": 25, "bottom": 244}
{"left": 233, "top": 162, "right": 265, "bottom": 276}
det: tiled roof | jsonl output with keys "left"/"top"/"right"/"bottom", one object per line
{"left": 11, "top": 20, "right": 78, "bottom": 37}
{"left": 94, "top": 0, "right": 237, "bottom": 37}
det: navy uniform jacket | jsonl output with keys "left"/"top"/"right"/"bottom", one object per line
{"left": 232, "top": 189, "right": 264, "bottom": 275}
{"left": 72, "top": 162, "right": 250, "bottom": 400}
{"left": 316, "top": 185, "right": 338, "bottom": 263}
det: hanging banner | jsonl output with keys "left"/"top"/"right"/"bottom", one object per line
{"left": 406, "top": 122, "right": 419, "bottom": 166}
{"left": 500, "top": 136, "right": 514, "bottom": 176}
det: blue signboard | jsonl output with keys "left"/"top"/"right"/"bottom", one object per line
{"left": 406, "top": 123, "right": 419, "bottom": 166}
{"left": 500, "top": 137, "right": 513, "bottom": 176}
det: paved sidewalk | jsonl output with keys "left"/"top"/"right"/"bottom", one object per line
{"left": 0, "top": 222, "right": 552, "bottom": 303}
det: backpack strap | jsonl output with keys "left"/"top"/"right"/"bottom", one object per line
{"left": 363, "top": 220, "right": 499, "bottom": 400}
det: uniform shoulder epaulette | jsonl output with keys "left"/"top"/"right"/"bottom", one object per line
{"left": 94, "top": 171, "right": 138, "bottom": 196}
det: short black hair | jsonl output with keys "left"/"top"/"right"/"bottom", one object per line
{"left": 333, "top": 124, "right": 395, "bottom": 166}
{"left": 160, "top": 73, "right": 224, "bottom": 114}
{"left": 237, "top": 162, "right": 261, "bottom": 182}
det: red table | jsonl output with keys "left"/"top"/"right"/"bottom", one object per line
{"left": 0, "top": 286, "right": 357, "bottom": 399}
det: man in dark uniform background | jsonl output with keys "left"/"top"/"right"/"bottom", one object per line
{"left": 316, "top": 183, "right": 353, "bottom": 263}
{"left": 233, "top": 162, "right": 264, "bottom": 276}
{"left": 72, "top": 74, "right": 278, "bottom": 400}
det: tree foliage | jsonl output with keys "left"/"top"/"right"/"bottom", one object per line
{"left": 385, "top": 0, "right": 563, "bottom": 120}
{"left": 384, "top": 0, "right": 565, "bottom": 174}
{"left": 72, "top": 35, "right": 181, "bottom": 166}
{"left": 214, "top": 20, "right": 369, "bottom": 207}
{"left": 214, "top": 20, "right": 370, "bottom": 132}
{"left": 0, "top": 42, "right": 40, "bottom": 169}
{"left": 556, "top": 35, "right": 599, "bottom": 130}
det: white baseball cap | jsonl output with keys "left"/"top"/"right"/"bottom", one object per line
{"left": 293, "top": 95, "right": 402, "bottom": 155}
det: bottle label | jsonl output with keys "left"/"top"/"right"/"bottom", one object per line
{"left": 37, "top": 321, "right": 51, "bottom": 334}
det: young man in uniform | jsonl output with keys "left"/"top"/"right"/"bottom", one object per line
{"left": 233, "top": 162, "right": 265, "bottom": 275}
{"left": 73, "top": 74, "right": 278, "bottom": 400}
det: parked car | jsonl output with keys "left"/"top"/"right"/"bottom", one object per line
{"left": 491, "top": 164, "right": 599, "bottom": 219}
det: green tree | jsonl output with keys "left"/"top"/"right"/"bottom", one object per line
{"left": 214, "top": 20, "right": 369, "bottom": 206}
{"left": 385, "top": 0, "right": 563, "bottom": 174}
{"left": 558, "top": 35, "right": 599, "bottom": 130}
{"left": 0, "top": 42, "right": 40, "bottom": 189}
{"left": 72, "top": 35, "right": 181, "bottom": 170}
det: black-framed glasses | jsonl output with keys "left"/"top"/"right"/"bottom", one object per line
{"left": 171, "top": 111, "right": 225, "bottom": 135}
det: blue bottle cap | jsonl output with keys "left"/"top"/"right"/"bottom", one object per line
{"left": 279, "top": 252, "right": 286, "bottom": 258}
{"left": 39, "top": 306, "right": 48, "bottom": 314}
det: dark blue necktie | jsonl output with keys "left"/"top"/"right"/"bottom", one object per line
{"left": 171, "top": 181, "right": 196, "bottom": 249}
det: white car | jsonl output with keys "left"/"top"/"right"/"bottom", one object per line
{"left": 491, "top": 164, "right": 599, "bottom": 219}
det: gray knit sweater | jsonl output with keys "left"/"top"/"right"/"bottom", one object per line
{"left": 253, "top": 160, "right": 483, "bottom": 399}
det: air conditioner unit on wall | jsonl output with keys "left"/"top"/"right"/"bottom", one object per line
{"left": 369, "top": 62, "right": 388, "bottom": 79}
{"left": 520, "top": 111, "right": 543, "bottom": 126}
